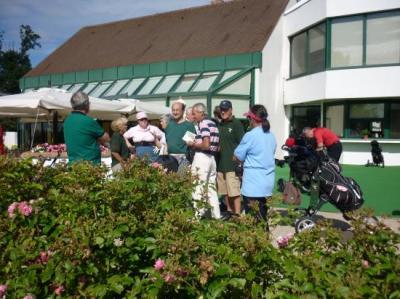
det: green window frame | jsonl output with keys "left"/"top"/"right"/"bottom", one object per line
{"left": 323, "top": 100, "right": 400, "bottom": 139}
{"left": 290, "top": 22, "right": 326, "bottom": 78}
{"left": 289, "top": 9, "right": 400, "bottom": 78}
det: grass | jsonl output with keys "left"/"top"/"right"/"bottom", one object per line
{"left": 274, "top": 164, "right": 400, "bottom": 217}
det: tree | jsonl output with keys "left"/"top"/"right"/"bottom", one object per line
{"left": 0, "top": 25, "right": 41, "bottom": 94}
{"left": 20, "top": 25, "right": 41, "bottom": 56}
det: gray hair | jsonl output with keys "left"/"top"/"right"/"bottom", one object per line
{"left": 192, "top": 103, "right": 207, "bottom": 116}
{"left": 111, "top": 117, "right": 128, "bottom": 132}
{"left": 71, "top": 91, "right": 89, "bottom": 110}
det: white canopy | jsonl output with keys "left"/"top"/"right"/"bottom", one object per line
{"left": 0, "top": 88, "right": 170, "bottom": 120}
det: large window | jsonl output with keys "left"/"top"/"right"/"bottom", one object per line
{"left": 391, "top": 103, "right": 400, "bottom": 138}
{"left": 366, "top": 12, "right": 400, "bottom": 65}
{"left": 291, "top": 106, "right": 321, "bottom": 135}
{"left": 349, "top": 103, "right": 384, "bottom": 138}
{"left": 331, "top": 16, "right": 363, "bottom": 68}
{"left": 309, "top": 23, "right": 326, "bottom": 72}
{"left": 326, "top": 105, "right": 344, "bottom": 137}
{"left": 291, "top": 32, "right": 307, "bottom": 76}
{"left": 324, "top": 102, "right": 400, "bottom": 139}
{"left": 289, "top": 10, "right": 400, "bottom": 77}
{"left": 290, "top": 23, "right": 326, "bottom": 77}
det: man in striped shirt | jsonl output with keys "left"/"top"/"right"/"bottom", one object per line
{"left": 186, "top": 103, "right": 221, "bottom": 219}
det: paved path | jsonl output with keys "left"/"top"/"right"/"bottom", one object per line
{"left": 270, "top": 209, "right": 400, "bottom": 247}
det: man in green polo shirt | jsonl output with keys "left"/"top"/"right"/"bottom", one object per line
{"left": 217, "top": 100, "right": 245, "bottom": 216}
{"left": 64, "top": 91, "right": 110, "bottom": 165}
{"left": 165, "top": 100, "right": 196, "bottom": 174}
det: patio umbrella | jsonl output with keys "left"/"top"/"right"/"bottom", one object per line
{"left": 0, "top": 88, "right": 138, "bottom": 120}
{"left": 0, "top": 88, "right": 169, "bottom": 148}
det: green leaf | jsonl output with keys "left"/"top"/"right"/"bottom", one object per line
{"left": 214, "top": 264, "right": 231, "bottom": 277}
{"left": 41, "top": 264, "right": 54, "bottom": 283}
{"left": 229, "top": 278, "right": 246, "bottom": 289}
{"left": 64, "top": 260, "right": 73, "bottom": 271}
{"left": 95, "top": 236, "right": 105, "bottom": 245}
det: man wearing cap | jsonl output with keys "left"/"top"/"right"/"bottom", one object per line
{"left": 64, "top": 91, "right": 110, "bottom": 165}
{"left": 217, "top": 100, "right": 245, "bottom": 216}
{"left": 123, "top": 111, "right": 165, "bottom": 161}
{"left": 165, "top": 100, "right": 196, "bottom": 173}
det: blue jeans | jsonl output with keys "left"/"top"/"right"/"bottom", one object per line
{"left": 136, "top": 145, "right": 157, "bottom": 162}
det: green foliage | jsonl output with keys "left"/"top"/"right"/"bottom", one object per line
{"left": 0, "top": 24, "right": 41, "bottom": 93}
{"left": 0, "top": 156, "right": 399, "bottom": 298}
{"left": 19, "top": 25, "right": 41, "bottom": 56}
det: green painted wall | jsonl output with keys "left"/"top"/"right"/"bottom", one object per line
{"left": 20, "top": 52, "right": 262, "bottom": 90}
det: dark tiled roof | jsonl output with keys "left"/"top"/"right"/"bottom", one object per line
{"left": 26, "top": 0, "right": 288, "bottom": 77}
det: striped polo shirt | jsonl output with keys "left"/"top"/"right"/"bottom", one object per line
{"left": 195, "top": 119, "right": 220, "bottom": 154}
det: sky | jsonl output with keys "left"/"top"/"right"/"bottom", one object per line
{"left": 0, "top": 0, "right": 209, "bottom": 67}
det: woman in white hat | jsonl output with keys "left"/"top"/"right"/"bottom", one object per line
{"left": 123, "top": 111, "right": 165, "bottom": 161}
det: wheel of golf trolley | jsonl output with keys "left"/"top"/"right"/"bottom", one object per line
{"left": 295, "top": 216, "right": 316, "bottom": 233}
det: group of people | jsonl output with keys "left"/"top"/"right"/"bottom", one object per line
{"left": 64, "top": 90, "right": 341, "bottom": 221}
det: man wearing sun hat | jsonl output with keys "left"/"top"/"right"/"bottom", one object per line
{"left": 217, "top": 100, "right": 245, "bottom": 216}
{"left": 123, "top": 111, "right": 165, "bottom": 161}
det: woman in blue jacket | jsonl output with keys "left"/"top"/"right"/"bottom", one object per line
{"left": 234, "top": 104, "right": 276, "bottom": 221}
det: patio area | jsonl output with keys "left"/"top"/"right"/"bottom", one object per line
{"left": 274, "top": 164, "right": 400, "bottom": 217}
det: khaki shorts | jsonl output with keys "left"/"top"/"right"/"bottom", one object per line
{"left": 217, "top": 171, "right": 241, "bottom": 197}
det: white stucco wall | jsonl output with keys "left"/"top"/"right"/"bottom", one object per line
{"left": 284, "top": 66, "right": 400, "bottom": 105}
{"left": 285, "top": 0, "right": 400, "bottom": 36}
{"left": 341, "top": 140, "right": 400, "bottom": 166}
{"left": 258, "top": 14, "right": 290, "bottom": 159}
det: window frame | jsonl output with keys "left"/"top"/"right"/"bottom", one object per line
{"left": 289, "top": 21, "right": 327, "bottom": 78}
{"left": 289, "top": 9, "right": 400, "bottom": 79}
{"left": 323, "top": 100, "right": 400, "bottom": 139}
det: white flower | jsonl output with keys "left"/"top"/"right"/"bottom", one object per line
{"left": 113, "top": 238, "right": 124, "bottom": 247}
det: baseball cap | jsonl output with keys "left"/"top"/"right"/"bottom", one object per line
{"left": 219, "top": 100, "right": 232, "bottom": 111}
{"left": 136, "top": 111, "right": 148, "bottom": 120}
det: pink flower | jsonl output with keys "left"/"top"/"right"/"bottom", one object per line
{"left": 362, "top": 259, "right": 369, "bottom": 268}
{"left": 164, "top": 274, "right": 176, "bottom": 284}
{"left": 39, "top": 250, "right": 53, "bottom": 264}
{"left": 18, "top": 201, "right": 33, "bottom": 217}
{"left": 7, "top": 202, "right": 18, "bottom": 217}
{"left": 151, "top": 162, "right": 162, "bottom": 169}
{"left": 24, "top": 295, "right": 35, "bottom": 299}
{"left": 176, "top": 268, "right": 188, "bottom": 277}
{"left": 0, "top": 284, "right": 8, "bottom": 297}
{"left": 154, "top": 258, "right": 165, "bottom": 271}
{"left": 54, "top": 285, "right": 65, "bottom": 296}
{"left": 276, "top": 233, "right": 294, "bottom": 248}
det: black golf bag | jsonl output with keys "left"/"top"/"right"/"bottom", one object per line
{"left": 318, "top": 159, "right": 364, "bottom": 212}
{"left": 154, "top": 155, "right": 179, "bottom": 173}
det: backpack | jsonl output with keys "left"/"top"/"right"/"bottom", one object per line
{"left": 283, "top": 181, "right": 301, "bottom": 205}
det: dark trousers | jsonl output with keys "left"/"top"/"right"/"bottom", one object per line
{"left": 327, "top": 142, "right": 342, "bottom": 163}
{"left": 243, "top": 196, "right": 268, "bottom": 221}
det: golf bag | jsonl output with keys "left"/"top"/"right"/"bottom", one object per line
{"left": 318, "top": 159, "right": 364, "bottom": 212}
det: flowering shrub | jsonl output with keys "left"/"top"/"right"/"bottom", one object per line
{"left": 31, "top": 143, "right": 108, "bottom": 153}
{"left": 0, "top": 156, "right": 399, "bottom": 298}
